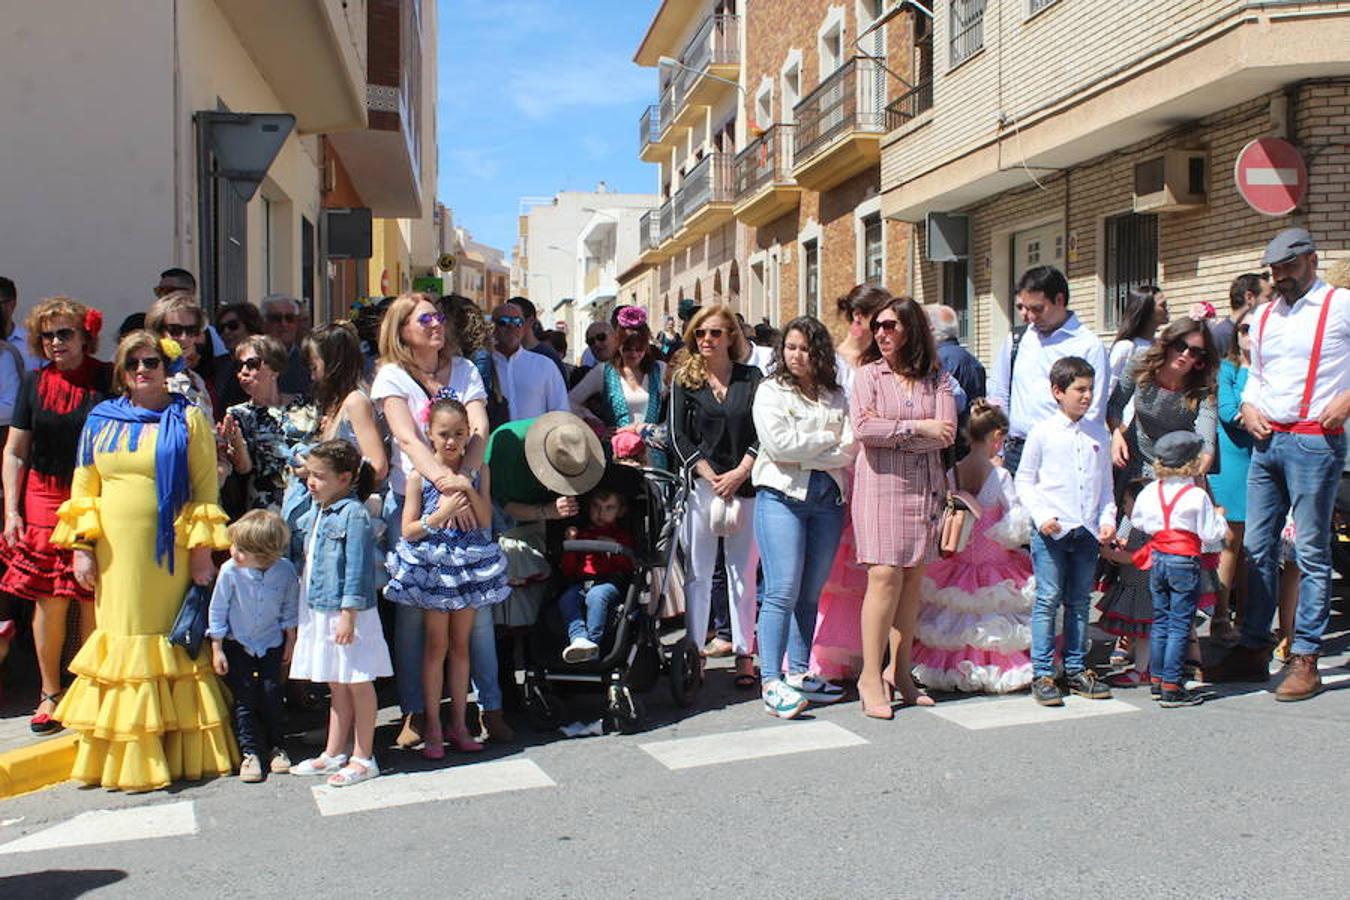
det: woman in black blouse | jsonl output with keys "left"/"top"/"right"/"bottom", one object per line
{"left": 670, "top": 303, "right": 761, "bottom": 687}
{"left": 0, "top": 296, "right": 111, "bottom": 733}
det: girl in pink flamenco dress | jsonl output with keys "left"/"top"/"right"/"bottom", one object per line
{"left": 911, "top": 401, "right": 1035, "bottom": 694}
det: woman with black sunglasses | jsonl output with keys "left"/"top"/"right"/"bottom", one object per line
{"left": 0, "top": 296, "right": 111, "bottom": 734}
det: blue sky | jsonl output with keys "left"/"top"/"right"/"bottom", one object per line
{"left": 436, "top": 1, "right": 658, "bottom": 257}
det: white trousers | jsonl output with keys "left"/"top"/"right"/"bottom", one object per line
{"left": 682, "top": 480, "right": 759, "bottom": 655}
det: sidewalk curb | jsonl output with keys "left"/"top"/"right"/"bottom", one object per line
{"left": 0, "top": 734, "right": 76, "bottom": 799}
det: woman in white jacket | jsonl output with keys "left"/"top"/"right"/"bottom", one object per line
{"left": 751, "top": 316, "right": 857, "bottom": 718}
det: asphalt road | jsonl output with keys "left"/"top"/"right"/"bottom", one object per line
{"left": 1, "top": 629, "right": 1347, "bottom": 900}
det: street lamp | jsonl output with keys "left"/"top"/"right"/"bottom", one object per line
{"left": 657, "top": 56, "right": 743, "bottom": 94}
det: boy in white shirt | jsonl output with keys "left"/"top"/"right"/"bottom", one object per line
{"left": 1015, "top": 356, "right": 1117, "bottom": 706}
{"left": 1129, "top": 431, "right": 1228, "bottom": 708}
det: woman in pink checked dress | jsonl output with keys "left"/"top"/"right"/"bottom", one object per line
{"left": 911, "top": 401, "right": 1035, "bottom": 694}
{"left": 850, "top": 297, "right": 956, "bottom": 719}
{"left": 809, "top": 284, "right": 892, "bottom": 681}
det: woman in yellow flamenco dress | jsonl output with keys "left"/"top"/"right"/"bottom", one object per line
{"left": 51, "top": 331, "right": 235, "bottom": 791}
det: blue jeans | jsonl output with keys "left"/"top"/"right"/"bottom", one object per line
{"left": 559, "top": 581, "right": 623, "bottom": 643}
{"left": 754, "top": 473, "right": 845, "bottom": 685}
{"left": 1149, "top": 552, "right": 1200, "bottom": 686}
{"left": 1029, "top": 527, "right": 1099, "bottom": 678}
{"left": 1242, "top": 431, "right": 1347, "bottom": 654}
{"left": 470, "top": 605, "right": 502, "bottom": 712}
{"left": 385, "top": 490, "right": 424, "bottom": 714}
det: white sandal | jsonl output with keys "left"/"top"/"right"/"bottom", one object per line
{"left": 291, "top": 753, "right": 348, "bottom": 776}
{"left": 327, "top": 756, "right": 379, "bottom": 788}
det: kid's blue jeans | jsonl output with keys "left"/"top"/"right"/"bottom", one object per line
{"left": 1029, "top": 527, "right": 1099, "bottom": 678}
{"left": 1149, "top": 551, "right": 1200, "bottom": 686}
{"left": 559, "top": 581, "right": 623, "bottom": 643}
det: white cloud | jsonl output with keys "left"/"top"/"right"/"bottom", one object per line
{"left": 507, "top": 53, "right": 651, "bottom": 120}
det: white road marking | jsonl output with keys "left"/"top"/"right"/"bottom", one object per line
{"left": 0, "top": 801, "right": 196, "bottom": 855}
{"left": 925, "top": 696, "right": 1139, "bottom": 731}
{"left": 311, "top": 758, "right": 556, "bottom": 817}
{"left": 639, "top": 721, "right": 867, "bottom": 771}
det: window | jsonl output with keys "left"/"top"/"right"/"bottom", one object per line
{"left": 781, "top": 58, "right": 801, "bottom": 126}
{"left": 1104, "top": 212, "right": 1159, "bottom": 330}
{"left": 819, "top": 16, "right": 844, "bottom": 79}
{"left": 949, "top": 0, "right": 986, "bottom": 67}
{"left": 943, "top": 260, "right": 971, "bottom": 342}
{"left": 754, "top": 84, "right": 773, "bottom": 131}
{"left": 1028, "top": 0, "right": 1059, "bottom": 16}
{"left": 803, "top": 239, "right": 820, "bottom": 317}
{"left": 862, "top": 214, "right": 884, "bottom": 285}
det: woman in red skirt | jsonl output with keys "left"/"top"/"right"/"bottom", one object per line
{"left": 0, "top": 297, "right": 111, "bottom": 733}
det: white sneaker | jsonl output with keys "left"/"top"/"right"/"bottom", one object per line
{"left": 762, "top": 680, "right": 809, "bottom": 719}
{"left": 562, "top": 636, "right": 599, "bottom": 663}
{"left": 787, "top": 673, "right": 845, "bottom": 704}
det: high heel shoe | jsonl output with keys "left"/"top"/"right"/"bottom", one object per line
{"left": 30, "top": 691, "right": 64, "bottom": 735}
{"left": 858, "top": 681, "right": 894, "bottom": 720}
{"left": 885, "top": 678, "right": 936, "bottom": 708}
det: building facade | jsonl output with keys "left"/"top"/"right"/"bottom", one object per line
{"left": 634, "top": 0, "right": 920, "bottom": 340}
{"left": 881, "top": 0, "right": 1350, "bottom": 363}
{"left": 0, "top": 0, "right": 369, "bottom": 330}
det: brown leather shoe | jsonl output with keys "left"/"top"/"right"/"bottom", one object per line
{"left": 1207, "top": 644, "right": 1272, "bottom": 683}
{"left": 481, "top": 708, "right": 515, "bottom": 743}
{"left": 1275, "top": 654, "right": 1323, "bottom": 702}
{"left": 395, "top": 712, "right": 424, "bottom": 749}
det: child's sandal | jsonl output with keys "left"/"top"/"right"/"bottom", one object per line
{"left": 291, "top": 753, "right": 348, "bottom": 776}
{"left": 327, "top": 756, "right": 380, "bottom": 788}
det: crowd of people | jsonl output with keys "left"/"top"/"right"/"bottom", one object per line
{"left": 0, "top": 224, "right": 1343, "bottom": 792}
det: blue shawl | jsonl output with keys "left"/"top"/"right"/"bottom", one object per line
{"left": 78, "top": 395, "right": 192, "bottom": 572}
{"left": 603, "top": 363, "right": 667, "bottom": 469}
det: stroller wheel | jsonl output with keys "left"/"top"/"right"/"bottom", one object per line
{"left": 668, "top": 638, "right": 702, "bottom": 708}
{"left": 524, "top": 682, "right": 565, "bottom": 732}
{"left": 607, "top": 685, "right": 645, "bottom": 735}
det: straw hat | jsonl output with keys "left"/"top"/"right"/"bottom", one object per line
{"left": 523, "top": 412, "right": 605, "bottom": 496}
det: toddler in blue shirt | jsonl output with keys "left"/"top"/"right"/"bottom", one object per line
{"left": 207, "top": 509, "right": 299, "bottom": 783}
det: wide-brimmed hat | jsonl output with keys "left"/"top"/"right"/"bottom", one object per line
{"left": 524, "top": 412, "right": 605, "bottom": 496}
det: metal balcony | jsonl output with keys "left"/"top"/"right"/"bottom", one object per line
{"left": 672, "top": 152, "right": 735, "bottom": 246}
{"left": 667, "top": 14, "right": 741, "bottom": 133}
{"left": 639, "top": 208, "right": 666, "bottom": 263}
{"left": 792, "top": 57, "right": 888, "bottom": 192}
{"left": 639, "top": 105, "right": 665, "bottom": 162}
{"left": 886, "top": 80, "right": 933, "bottom": 130}
{"left": 733, "top": 124, "right": 801, "bottom": 226}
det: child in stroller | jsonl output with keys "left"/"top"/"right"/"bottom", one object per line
{"left": 560, "top": 487, "right": 636, "bottom": 663}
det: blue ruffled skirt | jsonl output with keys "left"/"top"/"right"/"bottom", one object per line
{"left": 385, "top": 528, "right": 511, "bottom": 612}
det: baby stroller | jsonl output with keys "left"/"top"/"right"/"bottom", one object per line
{"left": 523, "top": 464, "right": 698, "bottom": 733}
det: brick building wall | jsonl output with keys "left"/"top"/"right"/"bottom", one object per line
{"left": 912, "top": 80, "right": 1350, "bottom": 364}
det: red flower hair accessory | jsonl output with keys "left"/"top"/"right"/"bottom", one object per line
{"left": 1188, "top": 301, "right": 1216, "bottom": 322}
{"left": 83, "top": 308, "right": 104, "bottom": 338}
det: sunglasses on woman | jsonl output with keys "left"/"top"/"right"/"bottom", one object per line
{"left": 494, "top": 315, "right": 524, "bottom": 328}
{"left": 870, "top": 319, "right": 900, "bottom": 333}
{"left": 164, "top": 324, "right": 201, "bottom": 340}
{"left": 238, "top": 357, "right": 264, "bottom": 371}
{"left": 129, "top": 356, "right": 163, "bottom": 371}
{"left": 1169, "top": 341, "right": 1207, "bottom": 361}
{"left": 417, "top": 311, "right": 446, "bottom": 328}
{"left": 40, "top": 327, "right": 77, "bottom": 343}
{"left": 694, "top": 327, "right": 724, "bottom": 339}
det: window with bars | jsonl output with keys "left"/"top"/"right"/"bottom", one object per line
{"left": 950, "top": 0, "right": 986, "bottom": 67}
{"left": 1104, "top": 212, "right": 1159, "bottom": 330}
{"left": 942, "top": 259, "right": 971, "bottom": 342}
{"left": 863, "top": 214, "right": 884, "bottom": 286}
{"left": 803, "top": 239, "right": 820, "bottom": 317}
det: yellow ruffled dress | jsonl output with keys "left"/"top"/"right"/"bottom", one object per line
{"left": 52, "top": 405, "right": 236, "bottom": 791}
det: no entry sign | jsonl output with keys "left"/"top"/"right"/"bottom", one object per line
{"left": 1234, "top": 138, "right": 1307, "bottom": 216}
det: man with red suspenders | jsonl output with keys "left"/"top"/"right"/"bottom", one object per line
{"left": 1211, "top": 228, "right": 1350, "bottom": 700}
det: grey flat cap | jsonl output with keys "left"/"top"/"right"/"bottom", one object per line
{"left": 1262, "top": 228, "right": 1316, "bottom": 266}
{"left": 1154, "top": 431, "right": 1205, "bottom": 469}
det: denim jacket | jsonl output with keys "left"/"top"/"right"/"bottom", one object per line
{"left": 299, "top": 493, "right": 377, "bottom": 611}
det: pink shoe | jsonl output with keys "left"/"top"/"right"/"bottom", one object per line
{"left": 447, "top": 729, "right": 483, "bottom": 753}
{"left": 422, "top": 731, "right": 446, "bottom": 761}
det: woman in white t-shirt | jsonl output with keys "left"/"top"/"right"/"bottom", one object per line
{"left": 370, "top": 293, "right": 490, "bottom": 748}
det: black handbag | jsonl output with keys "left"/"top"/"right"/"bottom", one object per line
{"left": 167, "top": 581, "right": 212, "bottom": 659}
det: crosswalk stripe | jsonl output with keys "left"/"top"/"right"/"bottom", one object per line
{"left": 311, "top": 758, "right": 556, "bottom": 817}
{"left": 639, "top": 721, "right": 867, "bottom": 771}
{"left": 0, "top": 800, "right": 197, "bottom": 855}
{"left": 924, "top": 695, "right": 1139, "bottom": 731}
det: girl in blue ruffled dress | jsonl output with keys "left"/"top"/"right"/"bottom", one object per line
{"left": 385, "top": 398, "right": 508, "bottom": 759}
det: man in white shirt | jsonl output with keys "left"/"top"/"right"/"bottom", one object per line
{"left": 1212, "top": 228, "right": 1350, "bottom": 701}
{"left": 491, "top": 301, "right": 568, "bottom": 422}
{"left": 988, "top": 266, "right": 1110, "bottom": 475}
{"left": 1015, "top": 356, "right": 1116, "bottom": 707}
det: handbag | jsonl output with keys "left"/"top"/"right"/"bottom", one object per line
{"left": 167, "top": 581, "right": 212, "bottom": 659}
{"left": 938, "top": 489, "right": 982, "bottom": 558}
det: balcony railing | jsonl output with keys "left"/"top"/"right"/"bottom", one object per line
{"left": 679, "top": 152, "right": 736, "bottom": 218}
{"left": 639, "top": 104, "right": 662, "bottom": 151}
{"left": 673, "top": 14, "right": 741, "bottom": 103}
{"left": 885, "top": 80, "right": 933, "bottom": 130}
{"left": 734, "top": 125, "right": 795, "bottom": 200}
{"left": 793, "top": 57, "right": 887, "bottom": 165}
{"left": 640, "top": 208, "right": 660, "bottom": 253}
{"left": 658, "top": 198, "right": 675, "bottom": 244}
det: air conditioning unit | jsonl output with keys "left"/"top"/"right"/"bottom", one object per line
{"left": 1133, "top": 150, "right": 1208, "bottom": 213}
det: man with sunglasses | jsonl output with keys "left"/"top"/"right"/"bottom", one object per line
{"left": 1211, "top": 228, "right": 1350, "bottom": 701}
{"left": 579, "top": 321, "right": 615, "bottom": 371}
{"left": 260, "top": 294, "right": 312, "bottom": 395}
{"left": 510, "top": 296, "right": 565, "bottom": 377}
{"left": 988, "top": 266, "right": 1110, "bottom": 475}
{"left": 490, "top": 301, "right": 568, "bottom": 421}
